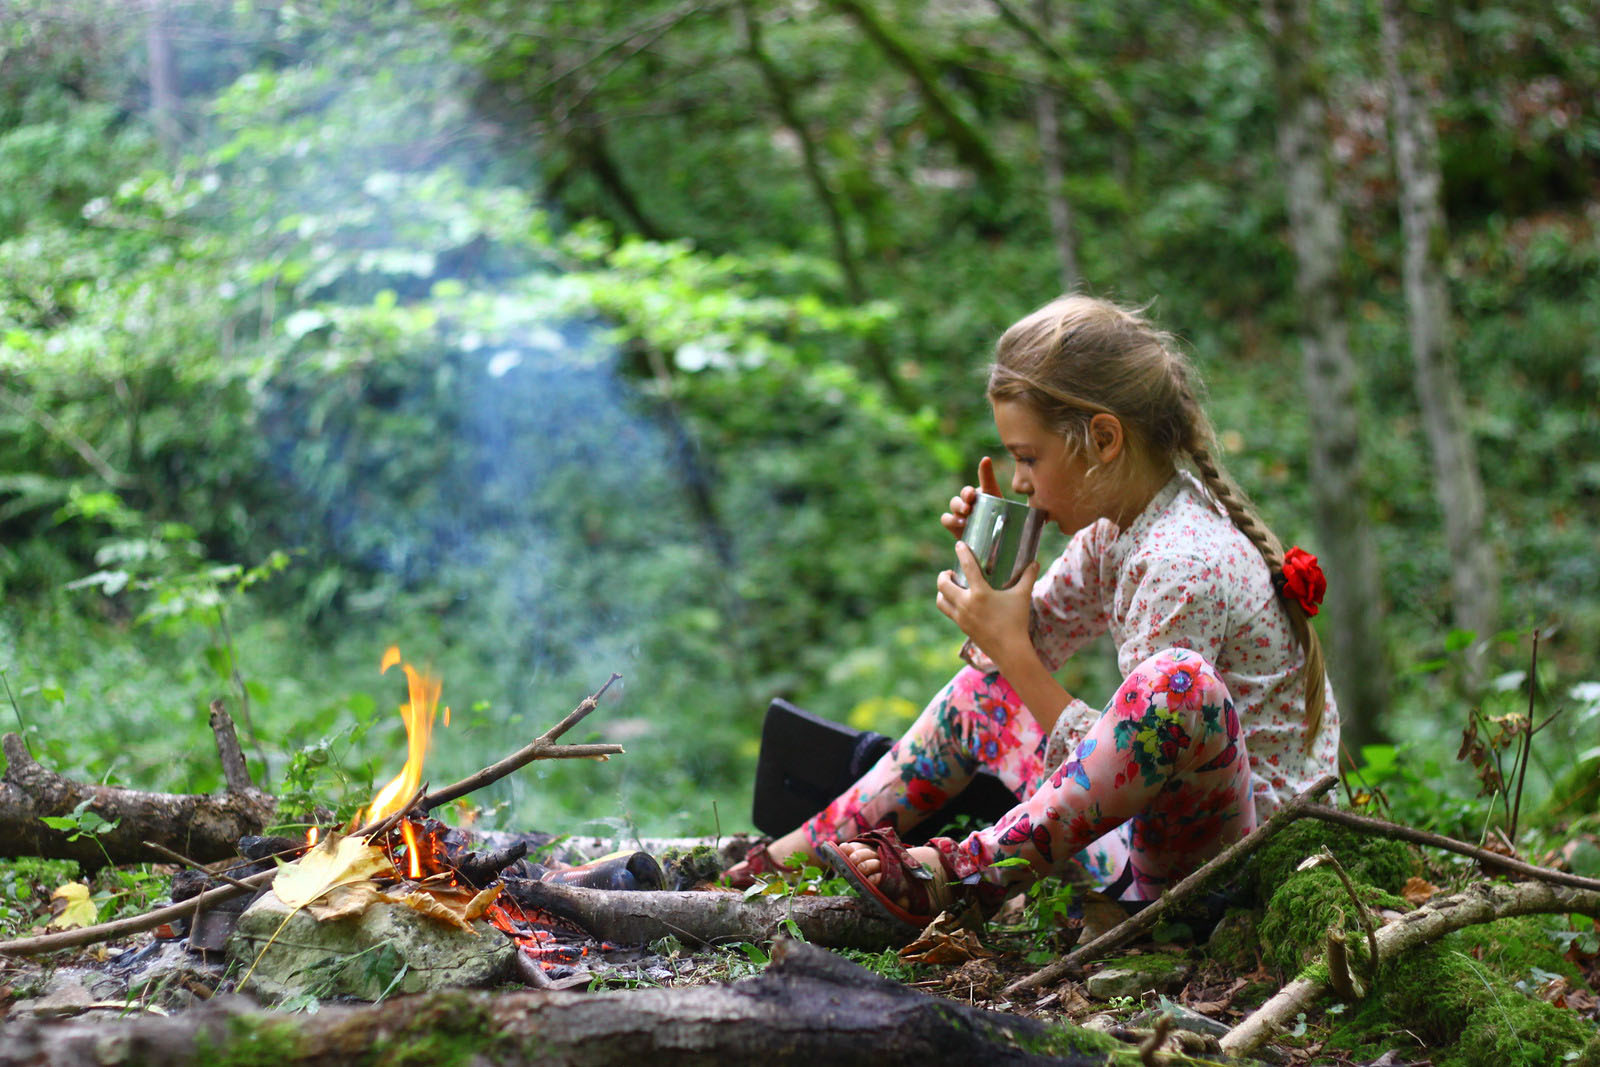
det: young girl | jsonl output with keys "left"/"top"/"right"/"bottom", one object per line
{"left": 727, "top": 295, "right": 1339, "bottom": 928}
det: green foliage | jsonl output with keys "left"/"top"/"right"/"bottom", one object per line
{"left": 0, "top": 0, "right": 1594, "bottom": 849}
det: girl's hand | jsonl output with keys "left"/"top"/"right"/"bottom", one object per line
{"left": 940, "top": 457, "right": 1005, "bottom": 538}
{"left": 936, "top": 541, "right": 1038, "bottom": 666}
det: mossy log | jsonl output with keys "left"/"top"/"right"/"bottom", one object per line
{"left": 1220, "top": 879, "right": 1600, "bottom": 1057}
{"left": 0, "top": 941, "right": 1121, "bottom": 1067}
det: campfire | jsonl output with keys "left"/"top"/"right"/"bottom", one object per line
{"left": 183, "top": 647, "right": 652, "bottom": 996}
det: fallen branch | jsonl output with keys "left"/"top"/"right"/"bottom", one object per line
{"left": 1220, "top": 879, "right": 1600, "bottom": 1057}
{"left": 1302, "top": 804, "right": 1600, "bottom": 893}
{"left": 1004, "top": 773, "right": 1340, "bottom": 996}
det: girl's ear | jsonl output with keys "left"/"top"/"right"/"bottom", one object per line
{"left": 1089, "top": 413, "right": 1125, "bottom": 464}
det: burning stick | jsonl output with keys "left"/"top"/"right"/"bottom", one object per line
{"left": 422, "top": 673, "right": 623, "bottom": 810}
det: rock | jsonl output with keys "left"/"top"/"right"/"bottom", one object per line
{"left": 1084, "top": 954, "right": 1192, "bottom": 999}
{"left": 227, "top": 889, "right": 515, "bottom": 1001}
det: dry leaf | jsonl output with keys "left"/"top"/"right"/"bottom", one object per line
{"left": 47, "top": 882, "right": 97, "bottom": 930}
{"left": 1401, "top": 876, "right": 1438, "bottom": 906}
{"left": 385, "top": 889, "right": 480, "bottom": 934}
{"left": 899, "top": 911, "right": 995, "bottom": 964}
{"left": 304, "top": 882, "right": 382, "bottom": 922}
{"left": 273, "top": 832, "right": 389, "bottom": 908}
{"left": 463, "top": 883, "right": 503, "bottom": 921}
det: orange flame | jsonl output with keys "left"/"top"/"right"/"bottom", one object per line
{"left": 361, "top": 645, "right": 449, "bottom": 828}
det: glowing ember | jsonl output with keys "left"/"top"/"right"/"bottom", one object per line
{"left": 361, "top": 645, "right": 449, "bottom": 828}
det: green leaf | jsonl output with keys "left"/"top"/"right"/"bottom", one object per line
{"left": 204, "top": 645, "right": 232, "bottom": 682}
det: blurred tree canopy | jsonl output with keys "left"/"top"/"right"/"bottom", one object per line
{"left": 0, "top": 0, "right": 1594, "bottom": 835}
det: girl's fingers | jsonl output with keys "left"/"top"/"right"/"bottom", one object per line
{"left": 978, "top": 456, "right": 1002, "bottom": 498}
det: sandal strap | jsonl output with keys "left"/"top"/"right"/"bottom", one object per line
{"left": 852, "top": 827, "right": 953, "bottom": 915}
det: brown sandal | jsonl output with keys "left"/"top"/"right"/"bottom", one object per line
{"left": 819, "top": 827, "right": 964, "bottom": 933}
{"left": 721, "top": 840, "right": 786, "bottom": 889}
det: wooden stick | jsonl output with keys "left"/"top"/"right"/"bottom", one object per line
{"left": 141, "top": 841, "right": 255, "bottom": 892}
{"left": 422, "top": 675, "right": 623, "bottom": 810}
{"left": 1300, "top": 804, "right": 1600, "bottom": 892}
{"left": 1004, "top": 773, "right": 1340, "bottom": 996}
{"left": 207, "top": 699, "right": 256, "bottom": 795}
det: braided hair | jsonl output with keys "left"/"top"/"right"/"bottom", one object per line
{"left": 987, "top": 295, "right": 1328, "bottom": 749}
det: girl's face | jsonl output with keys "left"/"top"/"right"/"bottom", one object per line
{"left": 991, "top": 400, "right": 1100, "bottom": 535}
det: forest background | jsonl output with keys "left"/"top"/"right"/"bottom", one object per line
{"left": 0, "top": 0, "right": 1595, "bottom": 862}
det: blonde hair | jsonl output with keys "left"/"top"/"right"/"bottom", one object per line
{"left": 987, "top": 295, "right": 1328, "bottom": 749}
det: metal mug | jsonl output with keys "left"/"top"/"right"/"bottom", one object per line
{"left": 953, "top": 493, "right": 1047, "bottom": 589}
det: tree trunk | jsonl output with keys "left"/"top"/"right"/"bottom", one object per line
{"left": 145, "top": 0, "right": 180, "bottom": 158}
{"left": 1032, "top": 0, "right": 1082, "bottom": 293}
{"left": 1378, "top": 0, "right": 1498, "bottom": 677}
{"left": 1264, "top": 0, "right": 1391, "bottom": 747}
{"left": 0, "top": 940, "right": 1109, "bottom": 1066}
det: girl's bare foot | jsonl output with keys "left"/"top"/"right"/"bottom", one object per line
{"left": 836, "top": 840, "right": 942, "bottom": 910}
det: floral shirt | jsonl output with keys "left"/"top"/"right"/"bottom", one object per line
{"left": 970, "top": 471, "right": 1339, "bottom": 817}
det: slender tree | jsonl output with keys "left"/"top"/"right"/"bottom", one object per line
{"left": 1030, "top": 0, "right": 1081, "bottom": 293}
{"left": 1263, "top": 0, "right": 1391, "bottom": 746}
{"left": 1379, "top": 0, "right": 1498, "bottom": 676}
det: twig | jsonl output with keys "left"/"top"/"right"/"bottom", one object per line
{"left": 1138, "top": 1013, "right": 1171, "bottom": 1066}
{"left": 1301, "top": 805, "right": 1600, "bottom": 892}
{"left": 1307, "top": 846, "right": 1378, "bottom": 982}
{"left": 1004, "top": 774, "right": 1340, "bottom": 996}
{"left": 0, "top": 868, "right": 276, "bottom": 956}
{"left": 1325, "top": 928, "right": 1362, "bottom": 1000}
{"left": 142, "top": 841, "right": 255, "bottom": 892}
{"left": 1508, "top": 631, "right": 1539, "bottom": 844}
{"left": 208, "top": 699, "right": 256, "bottom": 794}
{"left": 422, "top": 675, "right": 623, "bottom": 810}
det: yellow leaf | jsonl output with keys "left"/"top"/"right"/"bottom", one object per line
{"left": 47, "top": 882, "right": 98, "bottom": 930}
{"left": 273, "top": 832, "right": 389, "bottom": 909}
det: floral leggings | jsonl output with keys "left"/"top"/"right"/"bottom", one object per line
{"left": 800, "top": 648, "right": 1257, "bottom": 902}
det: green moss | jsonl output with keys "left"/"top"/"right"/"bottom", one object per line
{"left": 1094, "top": 951, "right": 1188, "bottom": 976}
{"left": 1202, "top": 907, "right": 1261, "bottom": 971}
{"left": 1325, "top": 934, "right": 1596, "bottom": 1067}
{"left": 1453, "top": 914, "right": 1591, "bottom": 989}
{"left": 1020, "top": 1022, "right": 1125, "bottom": 1058}
{"left": 370, "top": 991, "right": 502, "bottom": 1067}
{"left": 1250, "top": 818, "right": 1416, "bottom": 901}
{"left": 659, "top": 844, "right": 725, "bottom": 890}
{"left": 1257, "top": 869, "right": 1407, "bottom": 975}
{"left": 198, "top": 1017, "right": 306, "bottom": 1067}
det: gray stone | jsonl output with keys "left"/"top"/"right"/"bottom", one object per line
{"left": 1084, "top": 956, "right": 1193, "bottom": 999}
{"left": 227, "top": 889, "right": 515, "bottom": 1001}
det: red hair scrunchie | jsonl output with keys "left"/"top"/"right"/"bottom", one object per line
{"left": 1277, "top": 546, "right": 1326, "bottom": 616}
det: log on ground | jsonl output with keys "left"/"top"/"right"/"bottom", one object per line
{"left": 504, "top": 877, "right": 912, "bottom": 951}
{"left": 0, "top": 733, "right": 277, "bottom": 870}
{"left": 0, "top": 940, "right": 1116, "bottom": 1066}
